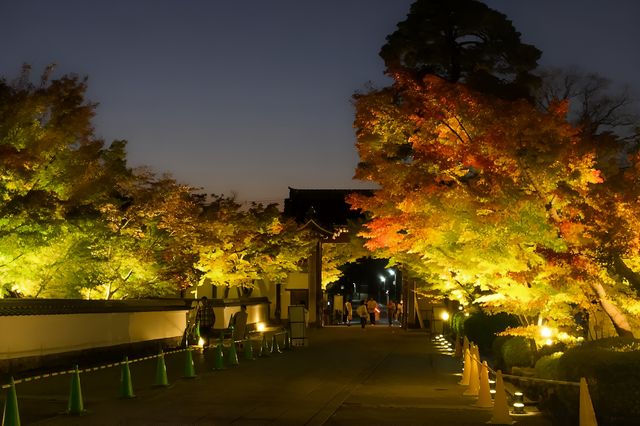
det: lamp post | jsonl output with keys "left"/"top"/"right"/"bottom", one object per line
{"left": 378, "top": 275, "right": 385, "bottom": 303}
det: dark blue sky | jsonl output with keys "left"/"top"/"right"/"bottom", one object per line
{"left": 1, "top": 1, "right": 638, "bottom": 205}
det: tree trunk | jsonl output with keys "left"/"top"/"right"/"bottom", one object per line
{"left": 611, "top": 254, "right": 640, "bottom": 293}
{"left": 590, "top": 281, "right": 635, "bottom": 337}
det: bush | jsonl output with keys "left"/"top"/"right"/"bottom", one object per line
{"left": 545, "top": 337, "right": 640, "bottom": 425}
{"left": 490, "top": 335, "right": 511, "bottom": 372}
{"left": 501, "top": 336, "right": 535, "bottom": 372}
{"left": 534, "top": 352, "right": 563, "bottom": 380}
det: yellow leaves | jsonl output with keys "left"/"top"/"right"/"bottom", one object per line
{"left": 476, "top": 208, "right": 495, "bottom": 216}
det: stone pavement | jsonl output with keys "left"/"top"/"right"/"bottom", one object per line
{"left": 7, "top": 325, "right": 552, "bottom": 425}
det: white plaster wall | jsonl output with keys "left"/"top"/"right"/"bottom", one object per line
{"left": 0, "top": 310, "right": 187, "bottom": 360}
{"left": 286, "top": 272, "right": 309, "bottom": 289}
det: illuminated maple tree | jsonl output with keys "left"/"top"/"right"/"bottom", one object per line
{"left": 350, "top": 70, "right": 639, "bottom": 337}
{"left": 195, "top": 196, "right": 313, "bottom": 294}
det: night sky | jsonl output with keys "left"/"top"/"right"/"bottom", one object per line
{"left": 1, "top": 1, "right": 638, "bottom": 206}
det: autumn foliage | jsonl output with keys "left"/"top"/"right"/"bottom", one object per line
{"left": 350, "top": 70, "right": 640, "bottom": 337}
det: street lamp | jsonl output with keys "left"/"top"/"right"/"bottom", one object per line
{"left": 387, "top": 269, "right": 397, "bottom": 300}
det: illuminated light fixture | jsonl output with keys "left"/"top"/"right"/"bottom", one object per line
{"left": 545, "top": 339, "right": 554, "bottom": 346}
{"left": 513, "top": 391, "right": 525, "bottom": 414}
{"left": 440, "top": 311, "right": 450, "bottom": 321}
{"left": 256, "top": 322, "right": 266, "bottom": 332}
{"left": 540, "top": 326, "right": 552, "bottom": 338}
{"left": 464, "top": 312, "right": 470, "bottom": 317}
{"left": 458, "top": 305, "right": 464, "bottom": 310}
{"left": 387, "top": 269, "right": 396, "bottom": 276}
{"left": 198, "top": 337, "right": 206, "bottom": 348}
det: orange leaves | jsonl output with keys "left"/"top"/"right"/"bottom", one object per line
{"left": 361, "top": 217, "right": 407, "bottom": 252}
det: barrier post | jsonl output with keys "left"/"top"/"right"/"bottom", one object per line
{"left": 2, "top": 377, "right": 20, "bottom": 426}
{"left": 154, "top": 351, "right": 169, "bottom": 386}
{"left": 183, "top": 348, "right": 197, "bottom": 378}
{"left": 475, "top": 361, "right": 493, "bottom": 408}
{"left": 580, "top": 377, "right": 598, "bottom": 426}
{"left": 488, "top": 370, "right": 513, "bottom": 425}
{"left": 243, "top": 339, "right": 255, "bottom": 361}
{"left": 213, "top": 343, "right": 225, "bottom": 370}
{"left": 120, "top": 356, "right": 135, "bottom": 398}
{"left": 463, "top": 346, "right": 480, "bottom": 396}
{"left": 227, "top": 341, "right": 239, "bottom": 366}
{"left": 271, "top": 334, "right": 282, "bottom": 354}
{"left": 67, "top": 365, "right": 85, "bottom": 415}
{"left": 259, "top": 334, "right": 270, "bottom": 358}
{"left": 459, "top": 345, "right": 471, "bottom": 385}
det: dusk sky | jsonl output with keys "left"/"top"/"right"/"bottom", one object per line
{"left": 1, "top": 1, "right": 639, "bottom": 206}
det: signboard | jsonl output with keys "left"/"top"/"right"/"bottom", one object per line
{"left": 288, "top": 305, "right": 308, "bottom": 347}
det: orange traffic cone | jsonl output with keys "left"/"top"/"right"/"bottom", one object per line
{"left": 459, "top": 346, "right": 471, "bottom": 386}
{"left": 580, "top": 377, "right": 598, "bottom": 426}
{"left": 463, "top": 350, "right": 479, "bottom": 396}
{"left": 488, "top": 370, "right": 513, "bottom": 424}
{"left": 475, "top": 361, "right": 493, "bottom": 408}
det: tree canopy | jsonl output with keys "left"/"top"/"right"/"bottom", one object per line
{"left": 0, "top": 67, "right": 319, "bottom": 299}
{"left": 351, "top": 0, "right": 640, "bottom": 338}
{"left": 380, "top": 0, "right": 542, "bottom": 100}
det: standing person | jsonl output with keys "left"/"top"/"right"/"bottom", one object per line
{"left": 397, "top": 300, "right": 404, "bottom": 325}
{"left": 366, "top": 297, "right": 378, "bottom": 326}
{"left": 386, "top": 299, "right": 396, "bottom": 326}
{"left": 195, "top": 296, "right": 215, "bottom": 346}
{"left": 356, "top": 301, "right": 368, "bottom": 329}
{"left": 230, "top": 304, "right": 248, "bottom": 336}
{"left": 344, "top": 299, "right": 353, "bottom": 326}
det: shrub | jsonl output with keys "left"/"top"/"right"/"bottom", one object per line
{"left": 490, "top": 335, "right": 511, "bottom": 371}
{"left": 548, "top": 337, "right": 640, "bottom": 425}
{"left": 501, "top": 336, "right": 535, "bottom": 372}
{"left": 534, "top": 352, "right": 563, "bottom": 380}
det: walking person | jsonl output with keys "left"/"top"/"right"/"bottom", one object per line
{"left": 366, "top": 297, "right": 378, "bottom": 326}
{"left": 386, "top": 299, "right": 396, "bottom": 326}
{"left": 356, "top": 301, "right": 368, "bottom": 329}
{"left": 344, "top": 299, "right": 353, "bottom": 326}
{"left": 397, "top": 300, "right": 404, "bottom": 325}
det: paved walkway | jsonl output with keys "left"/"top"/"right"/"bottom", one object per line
{"left": 9, "top": 326, "right": 552, "bottom": 425}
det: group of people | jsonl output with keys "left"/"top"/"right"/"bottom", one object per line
{"left": 346, "top": 298, "right": 403, "bottom": 328}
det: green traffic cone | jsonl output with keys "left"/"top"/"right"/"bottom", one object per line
{"left": 120, "top": 357, "right": 135, "bottom": 398}
{"left": 243, "top": 339, "right": 255, "bottom": 361}
{"left": 154, "top": 351, "right": 169, "bottom": 386}
{"left": 67, "top": 365, "right": 85, "bottom": 415}
{"left": 213, "top": 343, "right": 225, "bottom": 370}
{"left": 183, "top": 348, "right": 197, "bottom": 378}
{"left": 227, "top": 341, "right": 239, "bottom": 366}
{"left": 271, "top": 334, "right": 282, "bottom": 354}
{"left": 283, "top": 330, "right": 292, "bottom": 350}
{"left": 2, "top": 377, "right": 20, "bottom": 426}
{"left": 194, "top": 321, "right": 201, "bottom": 339}
{"left": 259, "top": 334, "right": 270, "bottom": 357}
